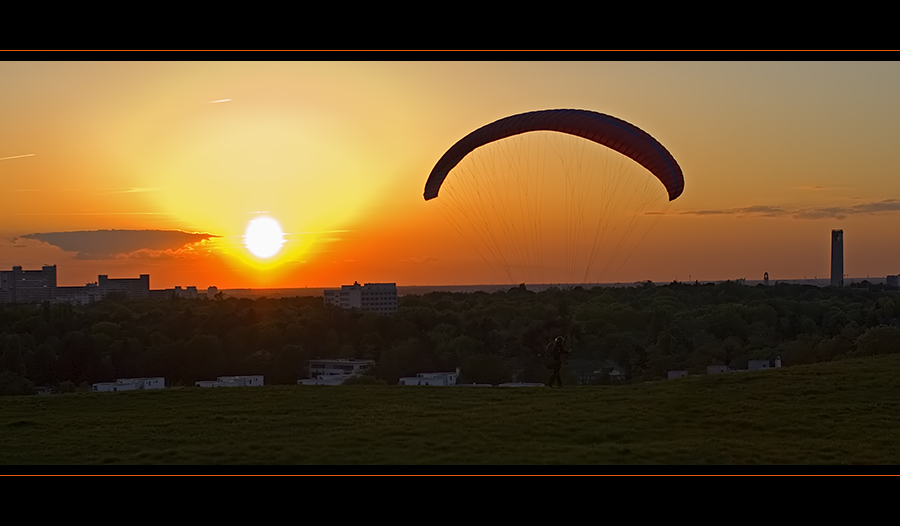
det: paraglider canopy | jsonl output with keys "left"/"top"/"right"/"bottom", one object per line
{"left": 423, "top": 108, "right": 685, "bottom": 285}
{"left": 424, "top": 109, "right": 684, "bottom": 202}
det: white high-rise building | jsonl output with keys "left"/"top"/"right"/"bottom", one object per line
{"left": 0, "top": 265, "right": 57, "bottom": 303}
{"left": 324, "top": 281, "right": 398, "bottom": 314}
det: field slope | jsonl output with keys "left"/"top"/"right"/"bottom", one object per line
{"left": 3, "top": 355, "right": 900, "bottom": 466}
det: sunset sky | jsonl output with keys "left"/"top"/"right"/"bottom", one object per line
{"left": 3, "top": 58, "right": 900, "bottom": 289}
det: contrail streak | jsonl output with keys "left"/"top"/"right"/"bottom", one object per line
{"left": 295, "top": 230, "right": 354, "bottom": 234}
{"left": 209, "top": 99, "right": 231, "bottom": 104}
{"left": 99, "top": 187, "right": 159, "bottom": 195}
{"left": 15, "top": 212, "right": 172, "bottom": 216}
{"left": 0, "top": 153, "right": 35, "bottom": 161}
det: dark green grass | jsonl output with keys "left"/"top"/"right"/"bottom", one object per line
{"left": 3, "top": 355, "right": 900, "bottom": 465}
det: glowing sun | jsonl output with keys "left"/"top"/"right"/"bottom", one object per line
{"left": 244, "top": 217, "right": 285, "bottom": 259}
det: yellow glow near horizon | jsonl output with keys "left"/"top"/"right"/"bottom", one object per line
{"left": 6, "top": 61, "right": 900, "bottom": 288}
{"left": 106, "top": 68, "right": 395, "bottom": 280}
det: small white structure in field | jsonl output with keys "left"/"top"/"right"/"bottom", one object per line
{"left": 748, "top": 357, "right": 782, "bottom": 371}
{"left": 592, "top": 365, "right": 625, "bottom": 381}
{"left": 498, "top": 382, "right": 546, "bottom": 387}
{"left": 707, "top": 365, "right": 730, "bottom": 374}
{"left": 195, "top": 375, "right": 264, "bottom": 387}
{"left": 748, "top": 360, "right": 771, "bottom": 371}
{"left": 93, "top": 377, "right": 165, "bottom": 392}
{"left": 93, "top": 382, "right": 135, "bottom": 392}
{"left": 220, "top": 375, "right": 263, "bottom": 386}
{"left": 399, "top": 369, "right": 459, "bottom": 386}
{"left": 667, "top": 370, "right": 688, "bottom": 380}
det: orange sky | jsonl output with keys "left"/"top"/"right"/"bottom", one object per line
{"left": 3, "top": 58, "right": 900, "bottom": 289}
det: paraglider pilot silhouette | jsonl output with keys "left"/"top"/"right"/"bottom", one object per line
{"left": 543, "top": 336, "right": 568, "bottom": 387}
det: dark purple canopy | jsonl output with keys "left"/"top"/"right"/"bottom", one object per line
{"left": 424, "top": 109, "right": 684, "bottom": 202}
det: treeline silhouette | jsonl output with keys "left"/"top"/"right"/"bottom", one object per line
{"left": 3, "top": 281, "right": 900, "bottom": 395}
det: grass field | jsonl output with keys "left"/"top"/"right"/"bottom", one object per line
{"left": 3, "top": 355, "right": 900, "bottom": 467}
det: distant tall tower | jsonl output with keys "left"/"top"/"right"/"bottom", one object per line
{"left": 831, "top": 229, "right": 844, "bottom": 287}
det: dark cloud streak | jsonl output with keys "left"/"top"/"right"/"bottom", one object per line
{"left": 18, "top": 229, "right": 219, "bottom": 260}
{"left": 679, "top": 199, "right": 900, "bottom": 220}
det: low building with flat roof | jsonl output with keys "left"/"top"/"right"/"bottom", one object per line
{"left": 399, "top": 369, "right": 459, "bottom": 386}
{"left": 308, "top": 359, "right": 375, "bottom": 378}
{"left": 195, "top": 375, "right": 263, "bottom": 387}
{"left": 748, "top": 358, "right": 782, "bottom": 371}
{"left": 299, "top": 359, "right": 376, "bottom": 386}
{"left": 92, "top": 377, "right": 165, "bottom": 392}
{"left": 54, "top": 283, "right": 104, "bottom": 305}
{"left": 98, "top": 274, "right": 149, "bottom": 300}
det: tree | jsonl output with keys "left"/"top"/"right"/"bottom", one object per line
{"left": 358, "top": 332, "right": 386, "bottom": 361}
{"left": 58, "top": 330, "right": 101, "bottom": 384}
{"left": 517, "top": 359, "right": 549, "bottom": 383}
{"left": 855, "top": 326, "right": 900, "bottom": 357}
{"left": 822, "top": 308, "right": 850, "bottom": 337}
{"left": 55, "top": 380, "right": 76, "bottom": 393}
{"left": 458, "top": 354, "right": 510, "bottom": 385}
{"left": 374, "top": 338, "right": 437, "bottom": 384}
{"left": 26, "top": 343, "right": 58, "bottom": 385}
{"left": 184, "top": 334, "right": 224, "bottom": 381}
{"left": 0, "top": 340, "right": 26, "bottom": 377}
{"left": 268, "top": 344, "right": 309, "bottom": 384}
{"left": 0, "top": 371, "right": 36, "bottom": 396}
